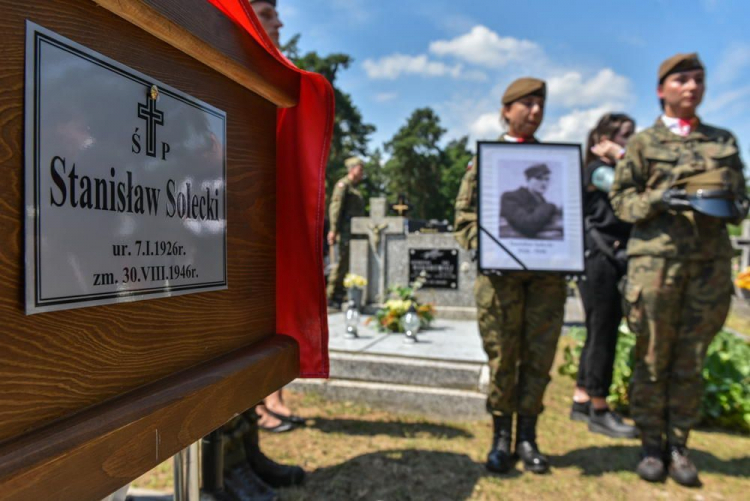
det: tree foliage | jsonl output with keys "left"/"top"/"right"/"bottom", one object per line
{"left": 282, "top": 35, "right": 376, "bottom": 198}
{"left": 383, "top": 108, "right": 472, "bottom": 222}
{"left": 282, "top": 37, "right": 475, "bottom": 221}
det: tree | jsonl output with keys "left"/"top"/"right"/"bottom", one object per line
{"left": 383, "top": 108, "right": 452, "bottom": 221}
{"left": 440, "top": 136, "right": 474, "bottom": 224}
{"left": 282, "top": 35, "right": 376, "bottom": 197}
{"left": 359, "top": 149, "right": 387, "bottom": 211}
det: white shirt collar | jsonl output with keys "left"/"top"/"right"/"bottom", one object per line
{"left": 504, "top": 134, "right": 523, "bottom": 142}
{"left": 661, "top": 115, "right": 693, "bottom": 137}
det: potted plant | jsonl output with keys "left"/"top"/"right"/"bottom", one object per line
{"left": 343, "top": 273, "right": 367, "bottom": 310}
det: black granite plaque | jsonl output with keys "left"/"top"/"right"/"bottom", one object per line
{"left": 409, "top": 249, "right": 459, "bottom": 289}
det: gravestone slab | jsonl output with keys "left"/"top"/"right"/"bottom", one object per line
{"left": 387, "top": 232, "right": 477, "bottom": 317}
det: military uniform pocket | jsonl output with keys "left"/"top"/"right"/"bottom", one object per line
{"left": 622, "top": 281, "right": 644, "bottom": 335}
{"left": 644, "top": 148, "right": 679, "bottom": 187}
{"left": 707, "top": 145, "right": 740, "bottom": 172}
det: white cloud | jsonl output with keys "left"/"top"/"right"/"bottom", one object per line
{"left": 374, "top": 92, "right": 398, "bottom": 103}
{"left": 702, "top": 84, "right": 750, "bottom": 114}
{"left": 715, "top": 44, "right": 750, "bottom": 85}
{"left": 429, "top": 25, "right": 544, "bottom": 68}
{"left": 363, "top": 54, "right": 486, "bottom": 81}
{"left": 468, "top": 112, "right": 503, "bottom": 140}
{"left": 548, "top": 69, "right": 633, "bottom": 108}
{"left": 542, "top": 104, "right": 614, "bottom": 143}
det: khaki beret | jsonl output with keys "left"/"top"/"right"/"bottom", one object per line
{"left": 502, "top": 77, "right": 546, "bottom": 105}
{"left": 658, "top": 53, "right": 704, "bottom": 83}
{"left": 345, "top": 156, "right": 364, "bottom": 170}
{"left": 524, "top": 164, "right": 551, "bottom": 179}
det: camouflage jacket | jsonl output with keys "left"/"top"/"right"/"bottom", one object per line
{"left": 329, "top": 175, "right": 364, "bottom": 236}
{"left": 610, "top": 118, "right": 746, "bottom": 259}
{"left": 454, "top": 136, "right": 539, "bottom": 250}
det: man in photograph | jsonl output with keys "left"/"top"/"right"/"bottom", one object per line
{"left": 500, "top": 163, "right": 562, "bottom": 239}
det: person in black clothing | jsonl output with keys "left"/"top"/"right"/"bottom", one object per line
{"left": 570, "top": 113, "right": 638, "bottom": 439}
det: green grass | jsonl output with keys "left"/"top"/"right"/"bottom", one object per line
{"left": 134, "top": 339, "right": 750, "bottom": 500}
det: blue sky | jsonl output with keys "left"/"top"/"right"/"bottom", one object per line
{"left": 280, "top": 0, "right": 750, "bottom": 158}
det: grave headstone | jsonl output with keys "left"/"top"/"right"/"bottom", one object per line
{"left": 351, "top": 197, "right": 477, "bottom": 318}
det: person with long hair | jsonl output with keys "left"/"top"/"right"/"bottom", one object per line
{"left": 454, "top": 77, "right": 566, "bottom": 475}
{"left": 569, "top": 113, "right": 638, "bottom": 439}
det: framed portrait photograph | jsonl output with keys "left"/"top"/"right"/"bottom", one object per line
{"left": 477, "top": 141, "right": 584, "bottom": 274}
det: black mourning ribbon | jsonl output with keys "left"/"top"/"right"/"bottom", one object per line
{"left": 479, "top": 225, "right": 528, "bottom": 271}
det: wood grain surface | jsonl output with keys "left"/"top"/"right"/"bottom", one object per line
{"left": 0, "top": 0, "right": 293, "bottom": 452}
{"left": 0, "top": 335, "right": 299, "bottom": 501}
{"left": 94, "top": 0, "right": 300, "bottom": 108}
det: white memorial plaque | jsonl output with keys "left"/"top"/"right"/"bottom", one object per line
{"left": 24, "top": 22, "right": 228, "bottom": 314}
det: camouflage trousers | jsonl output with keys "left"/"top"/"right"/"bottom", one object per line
{"left": 475, "top": 273, "right": 566, "bottom": 416}
{"left": 326, "top": 238, "right": 350, "bottom": 301}
{"left": 624, "top": 256, "right": 731, "bottom": 448}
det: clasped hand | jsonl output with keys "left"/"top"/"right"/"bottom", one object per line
{"left": 661, "top": 187, "right": 692, "bottom": 211}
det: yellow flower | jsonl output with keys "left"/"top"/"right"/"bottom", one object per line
{"left": 736, "top": 267, "right": 750, "bottom": 291}
{"left": 344, "top": 273, "right": 368, "bottom": 289}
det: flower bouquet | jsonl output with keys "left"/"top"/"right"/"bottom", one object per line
{"left": 343, "top": 273, "right": 367, "bottom": 309}
{"left": 367, "top": 276, "right": 435, "bottom": 333}
{"left": 736, "top": 266, "right": 750, "bottom": 300}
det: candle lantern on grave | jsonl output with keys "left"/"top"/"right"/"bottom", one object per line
{"left": 401, "top": 303, "right": 420, "bottom": 343}
{"left": 344, "top": 300, "right": 360, "bottom": 339}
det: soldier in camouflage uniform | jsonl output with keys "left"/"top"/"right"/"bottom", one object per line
{"left": 610, "top": 53, "right": 748, "bottom": 486}
{"left": 455, "top": 78, "right": 567, "bottom": 475}
{"left": 326, "top": 156, "right": 366, "bottom": 307}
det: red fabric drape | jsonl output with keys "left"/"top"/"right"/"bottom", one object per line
{"left": 207, "top": 0, "right": 333, "bottom": 377}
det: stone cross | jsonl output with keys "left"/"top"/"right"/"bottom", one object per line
{"left": 350, "top": 197, "right": 406, "bottom": 303}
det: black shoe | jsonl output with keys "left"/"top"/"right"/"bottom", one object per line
{"left": 258, "top": 419, "right": 295, "bottom": 433}
{"left": 569, "top": 401, "right": 590, "bottom": 423}
{"left": 667, "top": 445, "right": 701, "bottom": 487}
{"left": 224, "top": 463, "right": 278, "bottom": 501}
{"left": 636, "top": 446, "right": 666, "bottom": 483}
{"left": 242, "top": 409, "right": 306, "bottom": 489}
{"left": 246, "top": 444, "right": 305, "bottom": 488}
{"left": 515, "top": 415, "right": 549, "bottom": 474}
{"left": 266, "top": 408, "right": 307, "bottom": 426}
{"left": 587, "top": 408, "right": 638, "bottom": 439}
{"left": 486, "top": 415, "right": 515, "bottom": 474}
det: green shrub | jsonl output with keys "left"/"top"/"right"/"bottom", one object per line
{"left": 559, "top": 325, "right": 750, "bottom": 433}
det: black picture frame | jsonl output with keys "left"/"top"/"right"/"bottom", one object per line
{"left": 476, "top": 141, "right": 585, "bottom": 274}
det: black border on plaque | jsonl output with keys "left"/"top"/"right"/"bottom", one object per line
{"left": 476, "top": 140, "right": 585, "bottom": 275}
{"left": 27, "top": 23, "right": 228, "bottom": 310}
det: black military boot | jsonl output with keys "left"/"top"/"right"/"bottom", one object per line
{"left": 587, "top": 407, "right": 638, "bottom": 439}
{"left": 667, "top": 445, "right": 701, "bottom": 487}
{"left": 244, "top": 408, "right": 305, "bottom": 488}
{"left": 486, "top": 415, "right": 515, "bottom": 474}
{"left": 515, "top": 415, "right": 549, "bottom": 474}
{"left": 636, "top": 445, "right": 666, "bottom": 483}
{"left": 223, "top": 462, "right": 278, "bottom": 501}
